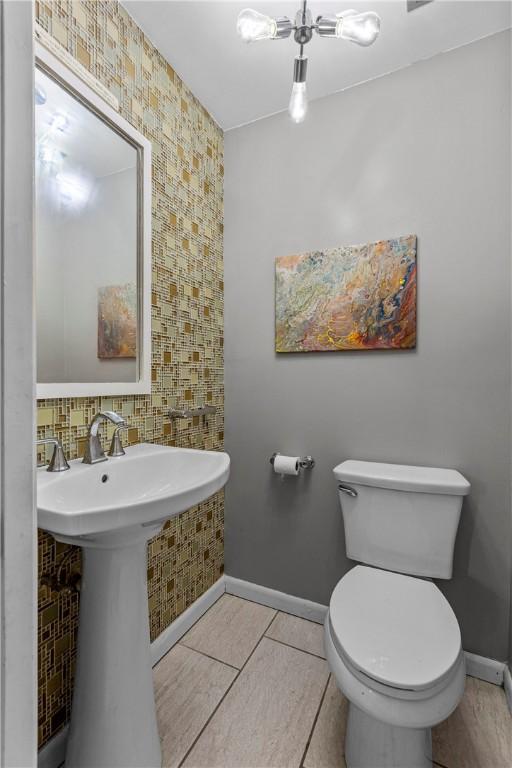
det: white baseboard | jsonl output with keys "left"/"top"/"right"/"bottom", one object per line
{"left": 504, "top": 665, "right": 512, "bottom": 714}
{"left": 38, "top": 724, "right": 68, "bottom": 768}
{"left": 224, "top": 576, "right": 509, "bottom": 691}
{"left": 464, "top": 651, "right": 506, "bottom": 685}
{"left": 38, "top": 574, "right": 510, "bottom": 767}
{"left": 151, "top": 576, "right": 225, "bottom": 666}
{"left": 224, "top": 574, "right": 328, "bottom": 624}
{"left": 38, "top": 577, "right": 225, "bottom": 767}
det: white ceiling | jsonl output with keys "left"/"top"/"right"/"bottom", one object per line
{"left": 122, "top": 0, "right": 511, "bottom": 130}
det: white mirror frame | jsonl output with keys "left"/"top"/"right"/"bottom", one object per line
{"left": 35, "top": 42, "right": 152, "bottom": 399}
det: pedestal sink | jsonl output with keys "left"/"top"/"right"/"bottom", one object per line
{"left": 37, "top": 443, "right": 230, "bottom": 768}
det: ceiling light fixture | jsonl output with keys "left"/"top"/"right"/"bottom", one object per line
{"left": 237, "top": 3, "right": 381, "bottom": 123}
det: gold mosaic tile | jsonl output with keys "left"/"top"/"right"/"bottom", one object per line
{"left": 35, "top": 0, "right": 224, "bottom": 750}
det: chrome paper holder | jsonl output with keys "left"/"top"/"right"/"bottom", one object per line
{"left": 269, "top": 452, "right": 315, "bottom": 470}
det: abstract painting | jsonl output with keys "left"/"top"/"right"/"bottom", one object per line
{"left": 275, "top": 234, "right": 417, "bottom": 352}
{"left": 98, "top": 283, "right": 137, "bottom": 358}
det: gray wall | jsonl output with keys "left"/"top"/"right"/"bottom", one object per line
{"left": 224, "top": 31, "right": 512, "bottom": 661}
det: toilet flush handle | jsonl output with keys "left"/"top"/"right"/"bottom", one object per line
{"left": 338, "top": 484, "right": 357, "bottom": 497}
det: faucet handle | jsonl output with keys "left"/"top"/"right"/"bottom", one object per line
{"left": 108, "top": 424, "right": 129, "bottom": 457}
{"left": 36, "top": 437, "right": 70, "bottom": 472}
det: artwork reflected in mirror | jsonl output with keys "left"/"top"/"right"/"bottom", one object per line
{"left": 98, "top": 284, "right": 137, "bottom": 359}
{"left": 35, "top": 51, "right": 150, "bottom": 396}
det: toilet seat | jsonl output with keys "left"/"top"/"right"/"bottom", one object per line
{"left": 329, "top": 565, "right": 462, "bottom": 693}
{"left": 325, "top": 615, "right": 465, "bottom": 731}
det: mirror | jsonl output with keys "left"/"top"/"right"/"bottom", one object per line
{"left": 35, "top": 44, "right": 151, "bottom": 398}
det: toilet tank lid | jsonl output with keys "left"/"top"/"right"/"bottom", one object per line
{"left": 333, "top": 460, "right": 470, "bottom": 496}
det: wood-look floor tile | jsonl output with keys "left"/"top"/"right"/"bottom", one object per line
{"left": 303, "top": 675, "right": 348, "bottom": 768}
{"left": 433, "top": 676, "right": 512, "bottom": 768}
{"left": 153, "top": 644, "right": 237, "bottom": 768}
{"left": 266, "top": 612, "right": 326, "bottom": 659}
{"left": 182, "top": 637, "right": 329, "bottom": 768}
{"left": 180, "top": 594, "right": 276, "bottom": 668}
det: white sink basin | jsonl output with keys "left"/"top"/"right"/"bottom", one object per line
{"left": 38, "top": 442, "right": 230, "bottom": 541}
{"left": 37, "top": 442, "right": 230, "bottom": 768}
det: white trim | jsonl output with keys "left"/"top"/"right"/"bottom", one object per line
{"left": 38, "top": 726, "right": 68, "bottom": 768}
{"left": 224, "top": 575, "right": 512, "bottom": 688}
{"left": 34, "top": 42, "right": 152, "bottom": 400}
{"left": 34, "top": 24, "right": 119, "bottom": 111}
{"left": 464, "top": 651, "right": 505, "bottom": 686}
{"left": 38, "top": 576, "right": 512, "bottom": 767}
{"left": 150, "top": 577, "right": 226, "bottom": 666}
{"left": 39, "top": 578, "right": 225, "bottom": 767}
{"left": 0, "top": 3, "right": 37, "bottom": 767}
{"left": 503, "top": 665, "right": 512, "bottom": 714}
{"left": 225, "top": 577, "right": 510, "bottom": 691}
{"left": 224, "top": 575, "right": 328, "bottom": 624}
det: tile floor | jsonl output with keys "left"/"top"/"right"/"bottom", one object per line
{"left": 153, "top": 594, "right": 512, "bottom": 768}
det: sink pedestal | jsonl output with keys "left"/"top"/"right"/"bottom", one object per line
{"left": 64, "top": 524, "right": 163, "bottom": 768}
{"left": 37, "top": 444, "right": 230, "bottom": 766}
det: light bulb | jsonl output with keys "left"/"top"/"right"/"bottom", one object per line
{"left": 38, "top": 144, "right": 64, "bottom": 169}
{"left": 336, "top": 10, "right": 380, "bottom": 46}
{"left": 289, "top": 82, "right": 308, "bottom": 124}
{"left": 56, "top": 173, "right": 90, "bottom": 209}
{"left": 50, "top": 113, "right": 69, "bottom": 133}
{"left": 237, "top": 8, "right": 277, "bottom": 42}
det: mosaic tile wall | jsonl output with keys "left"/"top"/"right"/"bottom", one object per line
{"left": 35, "top": 0, "right": 224, "bottom": 750}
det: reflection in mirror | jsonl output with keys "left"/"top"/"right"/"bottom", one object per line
{"left": 36, "top": 66, "right": 139, "bottom": 385}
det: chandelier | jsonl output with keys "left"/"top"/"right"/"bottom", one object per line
{"left": 237, "top": 3, "right": 381, "bottom": 123}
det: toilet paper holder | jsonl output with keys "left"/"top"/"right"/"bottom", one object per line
{"left": 269, "top": 452, "right": 315, "bottom": 470}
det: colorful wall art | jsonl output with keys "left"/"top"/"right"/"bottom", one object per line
{"left": 275, "top": 234, "right": 417, "bottom": 352}
{"left": 98, "top": 283, "right": 137, "bottom": 358}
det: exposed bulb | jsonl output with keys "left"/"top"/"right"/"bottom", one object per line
{"left": 289, "top": 82, "right": 308, "bottom": 124}
{"left": 50, "top": 113, "right": 69, "bottom": 133}
{"left": 336, "top": 10, "right": 380, "bottom": 46}
{"left": 237, "top": 8, "right": 277, "bottom": 42}
{"left": 38, "top": 144, "right": 64, "bottom": 169}
{"left": 56, "top": 173, "right": 91, "bottom": 209}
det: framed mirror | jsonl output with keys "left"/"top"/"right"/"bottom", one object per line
{"left": 35, "top": 43, "right": 151, "bottom": 398}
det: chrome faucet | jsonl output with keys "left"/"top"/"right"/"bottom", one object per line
{"left": 36, "top": 437, "right": 70, "bottom": 472}
{"left": 82, "top": 411, "right": 127, "bottom": 465}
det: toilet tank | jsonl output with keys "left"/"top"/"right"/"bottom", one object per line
{"left": 334, "top": 460, "right": 470, "bottom": 579}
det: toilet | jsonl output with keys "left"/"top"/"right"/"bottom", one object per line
{"left": 325, "top": 460, "right": 470, "bottom": 768}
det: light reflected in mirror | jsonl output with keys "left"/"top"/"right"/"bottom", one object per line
{"left": 35, "top": 66, "right": 139, "bottom": 385}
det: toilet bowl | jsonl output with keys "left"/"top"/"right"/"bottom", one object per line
{"left": 325, "top": 566, "right": 466, "bottom": 768}
{"left": 327, "top": 460, "right": 470, "bottom": 768}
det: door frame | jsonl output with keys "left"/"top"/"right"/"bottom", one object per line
{"left": 0, "top": 1, "right": 37, "bottom": 765}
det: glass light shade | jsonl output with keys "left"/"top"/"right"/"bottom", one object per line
{"left": 237, "top": 8, "right": 277, "bottom": 42}
{"left": 336, "top": 10, "right": 380, "bottom": 46}
{"left": 289, "top": 82, "right": 308, "bottom": 124}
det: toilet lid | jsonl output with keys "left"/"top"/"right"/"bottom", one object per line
{"left": 329, "top": 566, "right": 461, "bottom": 691}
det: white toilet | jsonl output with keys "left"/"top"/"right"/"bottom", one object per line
{"left": 325, "top": 460, "right": 471, "bottom": 768}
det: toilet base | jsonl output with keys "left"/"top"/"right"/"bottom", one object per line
{"left": 345, "top": 703, "right": 432, "bottom": 768}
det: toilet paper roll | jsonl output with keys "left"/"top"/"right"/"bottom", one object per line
{"left": 273, "top": 454, "right": 300, "bottom": 476}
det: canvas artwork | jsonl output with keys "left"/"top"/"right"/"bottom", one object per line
{"left": 97, "top": 283, "right": 137, "bottom": 359}
{"left": 275, "top": 234, "right": 417, "bottom": 353}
